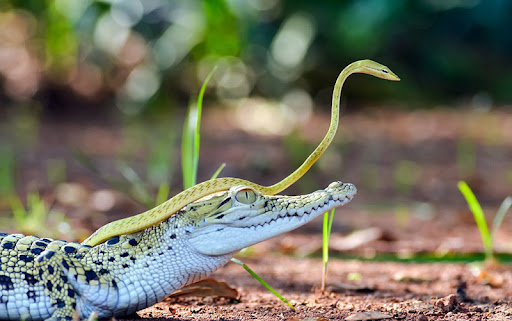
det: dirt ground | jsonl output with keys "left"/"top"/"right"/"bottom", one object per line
{"left": 134, "top": 259, "right": 511, "bottom": 321}
{"left": 2, "top": 108, "right": 512, "bottom": 320}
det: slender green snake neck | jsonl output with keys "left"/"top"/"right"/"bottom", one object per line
{"left": 84, "top": 59, "right": 399, "bottom": 246}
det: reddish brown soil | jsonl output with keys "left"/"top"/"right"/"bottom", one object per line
{"left": 131, "top": 256, "right": 512, "bottom": 320}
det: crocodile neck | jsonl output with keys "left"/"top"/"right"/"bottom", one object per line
{"left": 76, "top": 215, "right": 235, "bottom": 318}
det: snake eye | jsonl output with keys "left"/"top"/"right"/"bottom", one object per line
{"left": 234, "top": 188, "right": 258, "bottom": 204}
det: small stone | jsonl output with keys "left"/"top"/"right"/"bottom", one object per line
{"left": 434, "top": 294, "right": 459, "bottom": 313}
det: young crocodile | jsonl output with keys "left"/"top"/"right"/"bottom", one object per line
{"left": 0, "top": 182, "right": 356, "bottom": 320}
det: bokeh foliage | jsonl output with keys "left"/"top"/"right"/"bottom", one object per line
{"left": 0, "top": 0, "right": 511, "bottom": 117}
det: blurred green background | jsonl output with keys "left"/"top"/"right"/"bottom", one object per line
{"left": 1, "top": 0, "right": 511, "bottom": 113}
{"left": 0, "top": 0, "right": 511, "bottom": 248}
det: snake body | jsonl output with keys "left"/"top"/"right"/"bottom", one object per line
{"left": 84, "top": 60, "right": 400, "bottom": 246}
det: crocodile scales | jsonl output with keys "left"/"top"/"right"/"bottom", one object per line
{"left": 0, "top": 182, "right": 356, "bottom": 320}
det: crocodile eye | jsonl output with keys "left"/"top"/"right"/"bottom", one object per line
{"left": 235, "top": 189, "right": 257, "bottom": 204}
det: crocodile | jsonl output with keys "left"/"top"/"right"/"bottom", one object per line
{"left": 0, "top": 182, "right": 356, "bottom": 320}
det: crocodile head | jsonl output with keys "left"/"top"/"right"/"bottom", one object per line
{"left": 183, "top": 181, "right": 356, "bottom": 256}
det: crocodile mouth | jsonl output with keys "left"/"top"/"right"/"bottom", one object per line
{"left": 238, "top": 193, "right": 355, "bottom": 230}
{"left": 188, "top": 182, "right": 357, "bottom": 256}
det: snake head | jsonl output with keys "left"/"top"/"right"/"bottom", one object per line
{"left": 356, "top": 59, "right": 400, "bottom": 81}
{"left": 186, "top": 182, "right": 357, "bottom": 256}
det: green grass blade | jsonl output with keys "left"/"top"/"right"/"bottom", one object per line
{"left": 181, "top": 67, "right": 217, "bottom": 189}
{"left": 9, "top": 195, "right": 26, "bottom": 227}
{"left": 193, "top": 67, "right": 217, "bottom": 184}
{"left": 231, "top": 258, "right": 294, "bottom": 309}
{"left": 321, "top": 208, "right": 335, "bottom": 291}
{"left": 155, "top": 183, "right": 170, "bottom": 206}
{"left": 491, "top": 196, "right": 512, "bottom": 242}
{"left": 28, "top": 192, "right": 46, "bottom": 226}
{"left": 181, "top": 102, "right": 197, "bottom": 189}
{"left": 322, "top": 212, "right": 329, "bottom": 264}
{"left": 210, "top": 163, "right": 226, "bottom": 180}
{"left": 457, "top": 181, "right": 493, "bottom": 261}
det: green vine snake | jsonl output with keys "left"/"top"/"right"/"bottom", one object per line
{"left": 84, "top": 59, "right": 400, "bottom": 246}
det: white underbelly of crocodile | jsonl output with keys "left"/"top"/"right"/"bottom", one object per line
{"left": 74, "top": 239, "right": 233, "bottom": 318}
{"left": 0, "top": 278, "right": 51, "bottom": 321}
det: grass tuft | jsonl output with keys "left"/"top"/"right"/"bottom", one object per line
{"left": 8, "top": 191, "right": 67, "bottom": 238}
{"left": 457, "top": 181, "right": 511, "bottom": 265}
{"left": 10, "top": 192, "right": 47, "bottom": 234}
